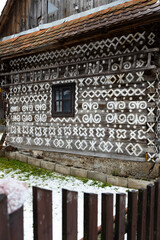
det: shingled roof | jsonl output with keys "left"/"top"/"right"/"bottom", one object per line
{"left": 0, "top": 0, "right": 159, "bottom": 58}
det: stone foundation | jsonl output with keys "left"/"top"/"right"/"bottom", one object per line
{"left": 4, "top": 150, "right": 160, "bottom": 189}
{"left": 31, "top": 150, "right": 160, "bottom": 180}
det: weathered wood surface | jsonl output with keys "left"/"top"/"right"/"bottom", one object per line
{"left": 101, "top": 193, "right": 113, "bottom": 240}
{"left": 84, "top": 193, "right": 98, "bottom": 240}
{"left": 154, "top": 180, "right": 160, "bottom": 240}
{"left": 137, "top": 189, "right": 147, "bottom": 240}
{"left": 0, "top": 183, "right": 160, "bottom": 240}
{"left": 0, "top": 194, "right": 10, "bottom": 240}
{"left": 9, "top": 206, "right": 24, "bottom": 240}
{"left": 0, "top": 0, "right": 117, "bottom": 37}
{"left": 33, "top": 187, "right": 52, "bottom": 240}
{"left": 115, "top": 193, "right": 126, "bottom": 240}
{"left": 62, "top": 189, "right": 78, "bottom": 240}
{"left": 1, "top": 27, "right": 158, "bottom": 162}
{"left": 127, "top": 191, "right": 138, "bottom": 240}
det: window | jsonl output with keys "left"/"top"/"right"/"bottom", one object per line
{"left": 52, "top": 83, "right": 75, "bottom": 117}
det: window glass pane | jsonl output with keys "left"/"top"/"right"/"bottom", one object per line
{"left": 56, "top": 90, "right": 62, "bottom": 100}
{"left": 56, "top": 101, "right": 62, "bottom": 112}
{"left": 53, "top": 83, "right": 74, "bottom": 117}
{"left": 63, "top": 89, "right": 71, "bottom": 100}
{"left": 63, "top": 101, "right": 71, "bottom": 113}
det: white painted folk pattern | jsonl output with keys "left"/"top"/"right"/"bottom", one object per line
{"left": 6, "top": 31, "right": 157, "bottom": 161}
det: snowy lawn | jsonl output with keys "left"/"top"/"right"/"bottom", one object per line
{"left": 0, "top": 157, "right": 129, "bottom": 240}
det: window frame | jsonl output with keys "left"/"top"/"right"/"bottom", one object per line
{"left": 52, "top": 83, "right": 75, "bottom": 117}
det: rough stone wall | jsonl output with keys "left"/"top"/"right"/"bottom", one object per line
{"left": 5, "top": 150, "right": 160, "bottom": 180}
{"left": 4, "top": 28, "right": 159, "bottom": 162}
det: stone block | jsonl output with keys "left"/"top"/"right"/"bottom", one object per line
{"left": 107, "top": 175, "right": 128, "bottom": 188}
{"left": 5, "top": 151, "right": 16, "bottom": 160}
{"left": 128, "top": 178, "right": 152, "bottom": 189}
{"left": 41, "top": 160, "right": 55, "bottom": 171}
{"left": 16, "top": 152, "right": 28, "bottom": 163}
{"left": 28, "top": 156, "right": 41, "bottom": 167}
{"left": 71, "top": 167, "right": 87, "bottom": 178}
{"left": 32, "top": 150, "right": 43, "bottom": 158}
{"left": 55, "top": 164, "right": 70, "bottom": 175}
{"left": 88, "top": 171, "right": 107, "bottom": 182}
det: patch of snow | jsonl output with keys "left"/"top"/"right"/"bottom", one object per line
{"left": 0, "top": 169, "right": 129, "bottom": 240}
{"left": 0, "top": 178, "right": 28, "bottom": 214}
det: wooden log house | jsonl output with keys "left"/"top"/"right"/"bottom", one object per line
{"left": 0, "top": 0, "right": 160, "bottom": 178}
{"left": 0, "top": 0, "right": 117, "bottom": 38}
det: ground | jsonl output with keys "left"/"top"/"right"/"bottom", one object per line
{"left": 0, "top": 157, "right": 129, "bottom": 240}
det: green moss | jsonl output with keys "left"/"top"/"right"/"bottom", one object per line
{"left": 75, "top": 176, "right": 112, "bottom": 188}
{"left": 0, "top": 158, "right": 55, "bottom": 180}
{"left": 0, "top": 158, "right": 112, "bottom": 189}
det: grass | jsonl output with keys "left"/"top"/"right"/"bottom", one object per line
{"left": 0, "top": 157, "right": 112, "bottom": 189}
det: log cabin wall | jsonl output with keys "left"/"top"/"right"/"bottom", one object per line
{"left": 1, "top": 23, "right": 159, "bottom": 163}
{"left": 0, "top": 0, "right": 117, "bottom": 38}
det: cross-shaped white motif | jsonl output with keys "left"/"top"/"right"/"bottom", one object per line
{"left": 64, "top": 127, "right": 72, "bottom": 136}
{"left": 28, "top": 85, "right": 32, "bottom": 92}
{"left": 73, "top": 127, "right": 78, "bottom": 136}
{"left": 96, "top": 128, "right": 105, "bottom": 138}
{"left": 147, "top": 138, "right": 155, "bottom": 146}
{"left": 29, "top": 127, "right": 34, "bottom": 135}
{"left": 66, "top": 140, "right": 73, "bottom": 149}
{"left": 86, "top": 128, "right": 93, "bottom": 138}
{"left": 45, "top": 138, "right": 51, "bottom": 146}
{"left": 147, "top": 81, "right": 155, "bottom": 89}
{"left": 109, "top": 129, "right": 115, "bottom": 138}
{"left": 43, "top": 128, "right": 48, "bottom": 137}
{"left": 17, "top": 126, "right": 21, "bottom": 134}
{"left": 147, "top": 153, "right": 156, "bottom": 162}
{"left": 26, "top": 137, "right": 31, "bottom": 145}
{"left": 6, "top": 93, "right": 10, "bottom": 100}
{"left": 57, "top": 127, "right": 63, "bottom": 136}
{"left": 148, "top": 94, "right": 155, "bottom": 102}
{"left": 93, "top": 77, "right": 99, "bottom": 86}
{"left": 115, "top": 142, "right": 123, "bottom": 153}
{"left": 11, "top": 137, "right": 16, "bottom": 143}
{"left": 79, "top": 78, "right": 84, "bottom": 87}
{"left": 136, "top": 72, "right": 144, "bottom": 82}
{"left": 116, "top": 129, "right": 126, "bottom": 139}
{"left": 117, "top": 74, "right": 125, "bottom": 83}
{"left": 148, "top": 108, "right": 155, "bottom": 116}
{"left": 40, "top": 84, "right": 45, "bottom": 91}
{"left": 89, "top": 141, "right": 96, "bottom": 151}
{"left": 147, "top": 123, "right": 155, "bottom": 132}
{"left": 130, "top": 130, "right": 136, "bottom": 140}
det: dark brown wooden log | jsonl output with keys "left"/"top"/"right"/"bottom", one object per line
{"left": 62, "top": 189, "right": 78, "bottom": 240}
{"left": 137, "top": 188, "right": 147, "bottom": 240}
{"left": 33, "top": 186, "right": 52, "bottom": 240}
{"left": 0, "top": 194, "right": 10, "bottom": 240}
{"left": 154, "top": 180, "right": 160, "bottom": 240}
{"left": 101, "top": 193, "right": 113, "bottom": 240}
{"left": 146, "top": 184, "right": 155, "bottom": 240}
{"left": 115, "top": 193, "right": 126, "bottom": 240}
{"left": 127, "top": 191, "right": 138, "bottom": 240}
{"left": 84, "top": 193, "right": 98, "bottom": 240}
{"left": 9, "top": 206, "right": 24, "bottom": 240}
